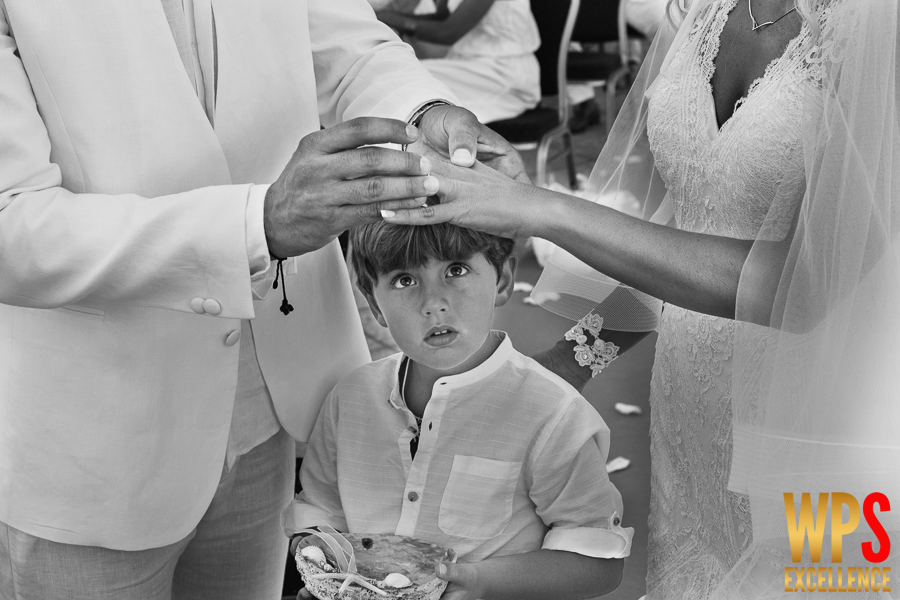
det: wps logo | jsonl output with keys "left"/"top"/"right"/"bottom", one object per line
{"left": 783, "top": 493, "right": 891, "bottom": 592}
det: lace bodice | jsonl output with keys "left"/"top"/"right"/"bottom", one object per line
{"left": 647, "top": 0, "right": 814, "bottom": 238}
{"left": 642, "top": 1, "right": 820, "bottom": 597}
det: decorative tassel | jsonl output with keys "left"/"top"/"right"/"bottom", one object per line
{"left": 274, "top": 258, "right": 293, "bottom": 315}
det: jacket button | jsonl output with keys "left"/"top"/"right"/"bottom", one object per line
{"left": 202, "top": 299, "right": 222, "bottom": 315}
{"left": 224, "top": 330, "right": 241, "bottom": 347}
{"left": 190, "top": 298, "right": 206, "bottom": 314}
{"left": 407, "top": 491, "right": 419, "bottom": 502}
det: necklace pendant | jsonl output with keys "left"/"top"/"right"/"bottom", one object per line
{"left": 750, "top": 17, "right": 773, "bottom": 31}
{"left": 748, "top": 0, "right": 797, "bottom": 32}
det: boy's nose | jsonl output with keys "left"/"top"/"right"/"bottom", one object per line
{"left": 421, "top": 294, "right": 449, "bottom": 316}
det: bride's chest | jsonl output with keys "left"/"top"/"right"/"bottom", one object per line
{"left": 645, "top": 6, "right": 818, "bottom": 235}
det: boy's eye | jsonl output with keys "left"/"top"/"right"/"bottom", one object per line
{"left": 446, "top": 264, "right": 470, "bottom": 278}
{"left": 390, "top": 274, "right": 416, "bottom": 289}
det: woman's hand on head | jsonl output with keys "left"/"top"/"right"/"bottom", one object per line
{"left": 381, "top": 155, "right": 543, "bottom": 240}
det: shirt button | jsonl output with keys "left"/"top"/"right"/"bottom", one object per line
{"left": 224, "top": 330, "right": 241, "bottom": 347}
{"left": 190, "top": 298, "right": 206, "bottom": 314}
{"left": 407, "top": 491, "right": 419, "bottom": 502}
{"left": 202, "top": 299, "right": 222, "bottom": 315}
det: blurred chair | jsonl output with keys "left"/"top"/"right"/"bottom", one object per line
{"left": 485, "top": 0, "right": 581, "bottom": 189}
{"left": 567, "top": 0, "right": 645, "bottom": 134}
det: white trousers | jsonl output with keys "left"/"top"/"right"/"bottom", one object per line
{"left": 0, "top": 427, "right": 294, "bottom": 600}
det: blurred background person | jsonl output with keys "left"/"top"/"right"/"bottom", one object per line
{"left": 624, "top": 0, "right": 667, "bottom": 38}
{"left": 375, "top": 0, "right": 541, "bottom": 123}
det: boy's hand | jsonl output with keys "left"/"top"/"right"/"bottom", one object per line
{"left": 437, "top": 561, "right": 486, "bottom": 600}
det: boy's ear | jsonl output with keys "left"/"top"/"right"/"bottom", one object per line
{"left": 362, "top": 290, "right": 389, "bottom": 328}
{"left": 494, "top": 255, "right": 517, "bottom": 308}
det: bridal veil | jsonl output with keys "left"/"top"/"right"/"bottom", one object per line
{"left": 725, "top": 1, "right": 900, "bottom": 597}
{"left": 533, "top": 0, "right": 900, "bottom": 596}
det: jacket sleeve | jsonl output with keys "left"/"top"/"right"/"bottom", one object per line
{"left": 307, "top": 0, "right": 458, "bottom": 126}
{"left": 0, "top": 10, "right": 260, "bottom": 319}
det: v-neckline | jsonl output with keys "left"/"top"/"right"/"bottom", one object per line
{"left": 704, "top": 0, "right": 806, "bottom": 139}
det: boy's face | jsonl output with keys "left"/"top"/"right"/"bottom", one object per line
{"left": 365, "top": 253, "right": 516, "bottom": 373}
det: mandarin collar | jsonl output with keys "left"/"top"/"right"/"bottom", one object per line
{"left": 388, "top": 331, "right": 513, "bottom": 410}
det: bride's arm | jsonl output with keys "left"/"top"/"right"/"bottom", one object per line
{"left": 382, "top": 161, "right": 753, "bottom": 320}
{"left": 533, "top": 331, "right": 652, "bottom": 391}
{"left": 538, "top": 187, "right": 753, "bottom": 320}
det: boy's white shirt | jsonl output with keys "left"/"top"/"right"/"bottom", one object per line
{"left": 284, "top": 332, "right": 633, "bottom": 561}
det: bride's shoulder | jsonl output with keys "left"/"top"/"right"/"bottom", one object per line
{"left": 804, "top": 0, "right": 888, "bottom": 57}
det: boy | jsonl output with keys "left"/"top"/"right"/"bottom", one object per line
{"left": 284, "top": 222, "right": 631, "bottom": 599}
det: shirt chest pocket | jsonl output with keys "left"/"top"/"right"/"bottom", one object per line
{"left": 438, "top": 455, "right": 522, "bottom": 540}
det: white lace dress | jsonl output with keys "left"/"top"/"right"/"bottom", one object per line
{"left": 643, "top": 1, "right": 819, "bottom": 597}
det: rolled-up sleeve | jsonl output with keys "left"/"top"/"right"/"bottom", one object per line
{"left": 307, "top": 0, "right": 457, "bottom": 127}
{"left": 528, "top": 398, "right": 633, "bottom": 559}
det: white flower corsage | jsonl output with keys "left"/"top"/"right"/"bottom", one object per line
{"left": 564, "top": 313, "right": 620, "bottom": 378}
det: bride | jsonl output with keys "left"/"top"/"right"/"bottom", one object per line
{"left": 385, "top": 0, "right": 900, "bottom": 597}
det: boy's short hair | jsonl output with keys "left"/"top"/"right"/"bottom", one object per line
{"left": 349, "top": 222, "right": 515, "bottom": 296}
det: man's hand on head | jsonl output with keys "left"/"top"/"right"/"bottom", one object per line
{"left": 263, "top": 117, "right": 439, "bottom": 259}
{"left": 410, "top": 104, "right": 531, "bottom": 185}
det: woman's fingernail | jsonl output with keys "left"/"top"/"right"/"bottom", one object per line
{"left": 381, "top": 209, "right": 395, "bottom": 219}
{"left": 420, "top": 156, "right": 431, "bottom": 173}
{"left": 406, "top": 124, "right": 418, "bottom": 139}
{"left": 438, "top": 563, "right": 447, "bottom": 577}
{"left": 451, "top": 149, "right": 473, "bottom": 165}
{"left": 424, "top": 176, "right": 439, "bottom": 194}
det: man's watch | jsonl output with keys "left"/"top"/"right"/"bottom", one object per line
{"left": 401, "top": 100, "right": 453, "bottom": 151}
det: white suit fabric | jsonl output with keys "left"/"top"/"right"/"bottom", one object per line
{"left": 0, "top": 0, "right": 455, "bottom": 551}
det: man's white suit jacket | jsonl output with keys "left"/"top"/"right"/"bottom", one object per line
{"left": 0, "top": 0, "right": 454, "bottom": 550}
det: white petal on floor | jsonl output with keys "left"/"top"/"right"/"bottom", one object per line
{"left": 522, "top": 296, "right": 538, "bottom": 305}
{"left": 606, "top": 456, "right": 631, "bottom": 473}
{"left": 513, "top": 281, "right": 535, "bottom": 293}
{"left": 615, "top": 402, "right": 643, "bottom": 415}
{"left": 531, "top": 291, "right": 560, "bottom": 303}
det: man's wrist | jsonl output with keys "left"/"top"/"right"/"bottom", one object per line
{"left": 402, "top": 100, "right": 453, "bottom": 151}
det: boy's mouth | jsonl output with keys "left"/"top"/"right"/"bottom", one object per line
{"left": 424, "top": 326, "right": 459, "bottom": 347}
